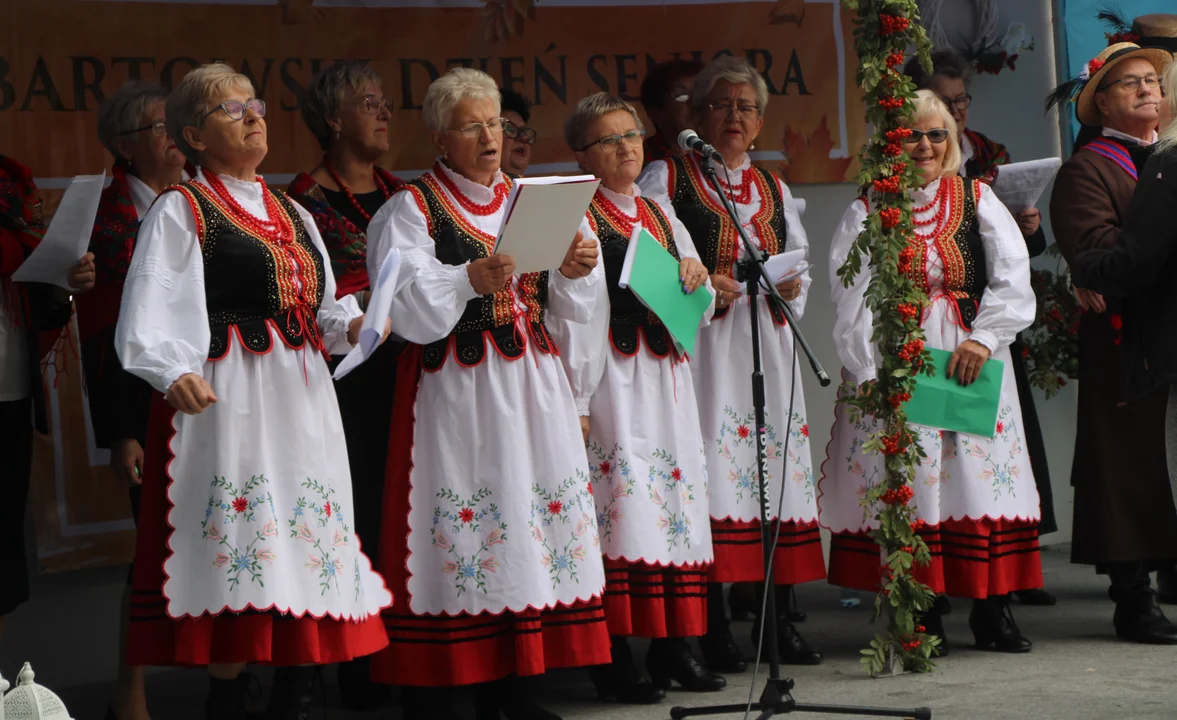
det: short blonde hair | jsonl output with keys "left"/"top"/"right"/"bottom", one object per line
{"left": 1158, "top": 61, "right": 1177, "bottom": 153}
{"left": 911, "top": 89, "right": 962, "bottom": 178}
{"left": 166, "top": 62, "right": 255, "bottom": 165}
{"left": 564, "top": 92, "right": 645, "bottom": 151}
{"left": 690, "top": 56, "right": 769, "bottom": 115}
{"left": 422, "top": 68, "right": 501, "bottom": 132}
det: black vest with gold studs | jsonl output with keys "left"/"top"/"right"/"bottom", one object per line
{"left": 404, "top": 172, "right": 554, "bottom": 371}
{"left": 167, "top": 180, "right": 326, "bottom": 360}
{"left": 903, "top": 176, "right": 987, "bottom": 329}
{"left": 664, "top": 155, "right": 788, "bottom": 325}
{"left": 587, "top": 193, "right": 678, "bottom": 358}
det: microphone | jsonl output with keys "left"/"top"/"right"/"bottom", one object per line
{"left": 678, "top": 129, "right": 723, "bottom": 163}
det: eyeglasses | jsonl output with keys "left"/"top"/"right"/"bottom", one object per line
{"left": 450, "top": 118, "right": 507, "bottom": 137}
{"left": 359, "top": 95, "right": 392, "bottom": 116}
{"left": 706, "top": 102, "right": 760, "bottom": 118}
{"left": 117, "top": 121, "right": 168, "bottom": 138}
{"left": 1097, "top": 74, "right": 1162, "bottom": 93}
{"left": 903, "top": 128, "right": 951, "bottom": 145}
{"left": 939, "top": 94, "right": 973, "bottom": 111}
{"left": 672, "top": 94, "right": 690, "bottom": 103}
{"left": 504, "top": 121, "right": 537, "bottom": 145}
{"left": 577, "top": 129, "right": 645, "bottom": 152}
{"left": 200, "top": 98, "right": 266, "bottom": 124}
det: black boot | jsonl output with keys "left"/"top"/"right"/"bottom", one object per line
{"left": 1012, "top": 588, "right": 1057, "bottom": 606}
{"left": 647, "top": 637, "right": 726, "bottom": 693}
{"left": 262, "top": 666, "right": 318, "bottom": 720}
{"left": 1157, "top": 566, "right": 1177, "bottom": 605}
{"left": 475, "top": 675, "right": 561, "bottom": 720}
{"left": 917, "top": 598, "right": 949, "bottom": 657}
{"left": 402, "top": 685, "right": 465, "bottom": 720}
{"left": 337, "top": 655, "right": 391, "bottom": 711}
{"left": 698, "top": 627, "right": 747, "bottom": 674}
{"left": 1113, "top": 590, "right": 1177, "bottom": 644}
{"left": 589, "top": 637, "right": 664, "bottom": 704}
{"left": 969, "top": 596, "right": 1032, "bottom": 653}
{"left": 751, "top": 618, "right": 822, "bottom": 665}
{"left": 206, "top": 675, "right": 250, "bottom": 720}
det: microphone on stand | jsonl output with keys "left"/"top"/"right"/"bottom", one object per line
{"left": 677, "top": 129, "right": 724, "bottom": 164}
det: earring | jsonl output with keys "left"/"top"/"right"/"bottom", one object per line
{"left": 335, "top": 131, "right": 341, "bottom": 140}
{"left": 750, "top": 143, "right": 756, "bottom": 150}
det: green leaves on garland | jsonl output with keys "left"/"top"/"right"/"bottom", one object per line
{"left": 839, "top": 0, "right": 939, "bottom": 676}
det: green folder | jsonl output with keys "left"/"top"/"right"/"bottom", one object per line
{"left": 905, "top": 348, "right": 1004, "bottom": 438}
{"left": 619, "top": 227, "right": 714, "bottom": 356}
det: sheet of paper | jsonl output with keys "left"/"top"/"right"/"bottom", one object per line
{"left": 12, "top": 172, "right": 106, "bottom": 290}
{"left": 905, "top": 348, "right": 1004, "bottom": 437}
{"left": 493, "top": 175, "right": 600, "bottom": 274}
{"left": 741, "top": 248, "right": 807, "bottom": 294}
{"left": 332, "top": 248, "right": 403, "bottom": 380}
{"left": 990, "top": 158, "right": 1062, "bottom": 212}
{"left": 619, "top": 227, "right": 714, "bottom": 356}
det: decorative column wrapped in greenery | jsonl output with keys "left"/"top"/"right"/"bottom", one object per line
{"left": 839, "top": 0, "right": 938, "bottom": 676}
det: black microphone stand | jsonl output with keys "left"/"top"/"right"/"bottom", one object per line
{"left": 669, "top": 157, "right": 931, "bottom": 720}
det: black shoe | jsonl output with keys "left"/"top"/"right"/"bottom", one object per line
{"left": 699, "top": 628, "right": 747, "bottom": 673}
{"left": 1113, "top": 591, "right": 1177, "bottom": 644}
{"left": 206, "top": 676, "right": 251, "bottom": 720}
{"left": 969, "top": 597, "right": 1032, "bottom": 653}
{"left": 403, "top": 685, "right": 465, "bottom": 720}
{"left": 589, "top": 637, "right": 664, "bottom": 704}
{"left": 337, "top": 656, "right": 391, "bottom": 711}
{"left": 1157, "top": 568, "right": 1177, "bottom": 605}
{"left": 475, "top": 676, "right": 562, "bottom": 720}
{"left": 917, "top": 605, "right": 949, "bottom": 657}
{"left": 752, "top": 619, "right": 822, "bottom": 665}
{"left": 261, "top": 666, "right": 318, "bottom": 720}
{"left": 1013, "top": 588, "right": 1057, "bottom": 606}
{"left": 780, "top": 586, "right": 808, "bottom": 623}
{"left": 647, "top": 638, "right": 726, "bottom": 693}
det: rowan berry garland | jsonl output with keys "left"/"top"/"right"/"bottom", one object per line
{"left": 840, "top": 0, "right": 938, "bottom": 675}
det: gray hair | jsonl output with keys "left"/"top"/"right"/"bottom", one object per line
{"left": 97, "top": 82, "right": 170, "bottom": 164}
{"left": 166, "top": 62, "right": 256, "bottom": 165}
{"left": 1159, "top": 61, "right": 1177, "bottom": 153}
{"left": 302, "top": 61, "right": 384, "bottom": 151}
{"left": 564, "top": 92, "right": 645, "bottom": 151}
{"left": 912, "top": 89, "right": 962, "bottom": 177}
{"left": 690, "top": 56, "right": 770, "bottom": 115}
{"left": 422, "top": 68, "right": 500, "bottom": 132}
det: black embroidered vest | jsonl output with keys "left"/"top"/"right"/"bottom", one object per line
{"left": 168, "top": 180, "right": 326, "bottom": 360}
{"left": 904, "top": 176, "right": 987, "bottom": 329}
{"left": 588, "top": 194, "right": 678, "bottom": 358}
{"left": 405, "top": 173, "right": 554, "bottom": 371}
{"left": 665, "top": 155, "right": 788, "bottom": 325}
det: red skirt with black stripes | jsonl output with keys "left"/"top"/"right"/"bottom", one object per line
{"left": 708, "top": 519, "right": 827, "bottom": 585}
{"left": 827, "top": 517, "right": 1043, "bottom": 599}
{"left": 369, "top": 346, "right": 611, "bottom": 687}
{"left": 602, "top": 558, "right": 708, "bottom": 638}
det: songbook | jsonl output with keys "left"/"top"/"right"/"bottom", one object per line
{"left": 619, "top": 227, "right": 714, "bottom": 356}
{"left": 990, "top": 158, "right": 1062, "bottom": 212}
{"left": 740, "top": 248, "right": 807, "bottom": 295}
{"left": 12, "top": 172, "right": 106, "bottom": 291}
{"left": 493, "top": 175, "right": 600, "bottom": 274}
{"left": 905, "top": 348, "right": 1004, "bottom": 438}
{"left": 332, "top": 248, "right": 403, "bottom": 380}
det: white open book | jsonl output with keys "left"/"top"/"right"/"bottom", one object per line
{"left": 990, "top": 158, "right": 1062, "bottom": 212}
{"left": 493, "top": 175, "right": 600, "bottom": 274}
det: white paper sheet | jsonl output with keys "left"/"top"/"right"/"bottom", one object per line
{"left": 12, "top": 172, "right": 106, "bottom": 290}
{"left": 740, "top": 248, "right": 807, "bottom": 294}
{"left": 990, "top": 158, "right": 1062, "bottom": 212}
{"left": 493, "top": 175, "right": 600, "bottom": 274}
{"left": 332, "top": 248, "right": 403, "bottom": 380}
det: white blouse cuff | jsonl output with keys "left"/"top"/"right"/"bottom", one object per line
{"left": 576, "top": 398, "right": 592, "bottom": 416}
{"left": 969, "top": 329, "right": 999, "bottom": 355}
{"left": 849, "top": 365, "right": 877, "bottom": 386}
{"left": 450, "top": 263, "right": 480, "bottom": 303}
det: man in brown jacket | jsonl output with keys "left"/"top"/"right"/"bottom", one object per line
{"left": 1049, "top": 41, "right": 1177, "bottom": 644}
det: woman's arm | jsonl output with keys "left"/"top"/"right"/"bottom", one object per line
{"left": 828, "top": 199, "right": 878, "bottom": 385}
{"left": 969, "top": 184, "right": 1036, "bottom": 353}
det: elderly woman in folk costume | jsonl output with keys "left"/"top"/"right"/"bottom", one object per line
{"left": 74, "top": 81, "right": 189, "bottom": 720}
{"left": 639, "top": 59, "right": 704, "bottom": 168}
{"left": 821, "top": 90, "right": 1041, "bottom": 655}
{"left": 286, "top": 61, "right": 404, "bottom": 710}
{"left": 365, "top": 67, "right": 607, "bottom": 720}
{"left": 552, "top": 92, "right": 723, "bottom": 705}
{"left": 114, "top": 62, "right": 394, "bottom": 720}
{"left": 639, "top": 56, "right": 822, "bottom": 672}
{"left": 903, "top": 49, "right": 1056, "bottom": 608}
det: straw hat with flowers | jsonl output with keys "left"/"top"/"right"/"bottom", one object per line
{"left": 1046, "top": 42, "right": 1171, "bottom": 126}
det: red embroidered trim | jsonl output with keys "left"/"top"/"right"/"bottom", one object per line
{"left": 434, "top": 162, "right": 510, "bottom": 216}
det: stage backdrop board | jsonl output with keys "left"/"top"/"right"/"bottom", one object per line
{"left": 2, "top": 0, "right": 866, "bottom": 572}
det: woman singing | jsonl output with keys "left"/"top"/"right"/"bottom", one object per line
{"left": 820, "top": 90, "right": 1042, "bottom": 655}
{"left": 115, "top": 63, "right": 393, "bottom": 720}
{"left": 287, "top": 61, "right": 404, "bottom": 710}
{"left": 639, "top": 56, "right": 823, "bottom": 671}
{"left": 366, "top": 67, "right": 607, "bottom": 720}
{"left": 555, "top": 92, "right": 722, "bottom": 704}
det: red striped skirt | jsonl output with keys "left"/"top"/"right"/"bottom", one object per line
{"left": 708, "top": 519, "right": 827, "bottom": 585}
{"left": 127, "top": 395, "right": 388, "bottom": 667}
{"left": 369, "top": 346, "right": 611, "bottom": 687}
{"left": 828, "top": 517, "right": 1043, "bottom": 599}
{"left": 602, "top": 558, "right": 708, "bottom": 638}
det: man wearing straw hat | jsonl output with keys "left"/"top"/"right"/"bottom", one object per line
{"left": 1048, "top": 40, "right": 1177, "bottom": 645}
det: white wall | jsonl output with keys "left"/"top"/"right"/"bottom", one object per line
{"left": 791, "top": 0, "right": 1076, "bottom": 546}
